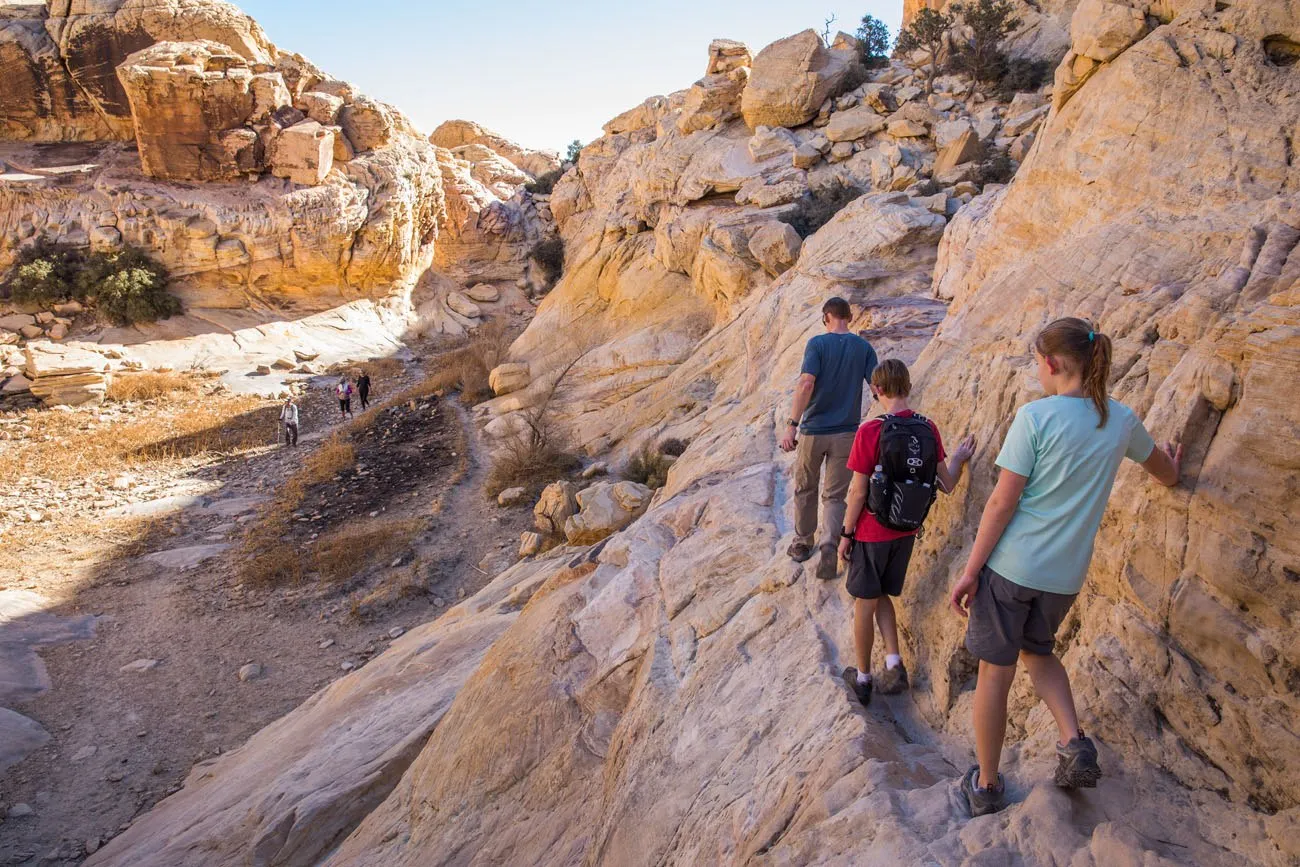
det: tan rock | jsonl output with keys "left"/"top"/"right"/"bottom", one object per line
{"left": 488, "top": 362, "right": 530, "bottom": 397}
{"left": 430, "top": 119, "right": 560, "bottom": 178}
{"left": 340, "top": 95, "right": 393, "bottom": 152}
{"left": 705, "top": 38, "right": 751, "bottom": 75}
{"left": 532, "top": 480, "right": 578, "bottom": 535}
{"left": 269, "top": 121, "right": 334, "bottom": 186}
{"left": 445, "top": 292, "right": 481, "bottom": 319}
{"left": 747, "top": 126, "right": 799, "bottom": 161}
{"left": 1009, "top": 132, "right": 1036, "bottom": 162}
{"left": 677, "top": 69, "right": 748, "bottom": 134}
{"left": 862, "top": 83, "right": 898, "bottom": 113}
{"left": 740, "top": 29, "right": 858, "bottom": 129}
{"left": 824, "top": 105, "right": 886, "bottom": 142}
{"left": 887, "top": 118, "right": 928, "bottom": 138}
{"left": 1005, "top": 104, "right": 1050, "bottom": 136}
{"left": 299, "top": 91, "right": 345, "bottom": 125}
{"left": 249, "top": 72, "right": 290, "bottom": 123}
{"left": 747, "top": 221, "right": 802, "bottom": 276}
{"left": 465, "top": 284, "right": 500, "bottom": 303}
{"left": 791, "top": 143, "right": 821, "bottom": 169}
{"left": 1071, "top": 0, "right": 1149, "bottom": 63}
{"left": 933, "top": 127, "right": 984, "bottom": 176}
{"left": 562, "top": 480, "right": 653, "bottom": 545}
{"left": 517, "top": 531, "right": 544, "bottom": 558}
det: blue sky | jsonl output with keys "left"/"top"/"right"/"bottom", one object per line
{"left": 237, "top": 0, "right": 902, "bottom": 154}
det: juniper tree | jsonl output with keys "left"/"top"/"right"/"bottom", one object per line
{"left": 896, "top": 7, "right": 955, "bottom": 94}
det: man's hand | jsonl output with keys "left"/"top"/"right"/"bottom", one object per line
{"left": 838, "top": 534, "right": 853, "bottom": 561}
{"left": 950, "top": 570, "right": 979, "bottom": 617}
{"left": 953, "top": 434, "right": 976, "bottom": 463}
{"left": 779, "top": 423, "right": 798, "bottom": 453}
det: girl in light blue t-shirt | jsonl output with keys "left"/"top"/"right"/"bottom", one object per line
{"left": 948, "top": 317, "right": 1183, "bottom": 818}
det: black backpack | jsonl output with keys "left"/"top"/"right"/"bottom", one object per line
{"left": 867, "top": 414, "right": 940, "bottom": 532}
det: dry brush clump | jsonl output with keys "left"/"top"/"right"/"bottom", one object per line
{"left": 312, "top": 518, "right": 425, "bottom": 586}
{"left": 623, "top": 438, "right": 689, "bottom": 490}
{"left": 415, "top": 319, "right": 511, "bottom": 405}
{"left": 106, "top": 370, "right": 199, "bottom": 402}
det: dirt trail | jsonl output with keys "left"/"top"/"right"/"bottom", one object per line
{"left": 0, "top": 355, "right": 532, "bottom": 865}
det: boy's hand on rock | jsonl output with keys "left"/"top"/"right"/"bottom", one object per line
{"left": 950, "top": 570, "right": 979, "bottom": 617}
{"left": 954, "top": 434, "right": 976, "bottom": 463}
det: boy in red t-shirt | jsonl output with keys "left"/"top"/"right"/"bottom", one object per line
{"left": 835, "top": 359, "right": 975, "bottom": 706}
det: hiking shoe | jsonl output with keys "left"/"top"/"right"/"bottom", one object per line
{"left": 960, "top": 766, "right": 1007, "bottom": 818}
{"left": 877, "top": 662, "right": 909, "bottom": 695}
{"left": 840, "top": 666, "right": 872, "bottom": 707}
{"left": 1055, "top": 732, "right": 1102, "bottom": 789}
{"left": 787, "top": 541, "right": 813, "bottom": 562}
{"left": 815, "top": 545, "right": 839, "bottom": 580}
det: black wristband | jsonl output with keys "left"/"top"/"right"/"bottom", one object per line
{"left": 840, "top": 527, "right": 855, "bottom": 539}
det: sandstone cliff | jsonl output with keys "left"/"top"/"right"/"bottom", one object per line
{"left": 86, "top": 2, "right": 1298, "bottom": 865}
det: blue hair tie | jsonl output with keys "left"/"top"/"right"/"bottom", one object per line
{"left": 1088, "top": 331, "right": 1095, "bottom": 342}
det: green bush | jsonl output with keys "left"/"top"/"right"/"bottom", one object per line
{"left": 778, "top": 185, "right": 863, "bottom": 239}
{"left": 4, "top": 242, "right": 179, "bottom": 325}
{"left": 948, "top": 0, "right": 1021, "bottom": 84}
{"left": 525, "top": 168, "right": 563, "bottom": 195}
{"left": 997, "top": 57, "right": 1055, "bottom": 102}
{"left": 565, "top": 139, "right": 584, "bottom": 164}
{"left": 529, "top": 237, "right": 565, "bottom": 285}
{"left": 856, "top": 14, "right": 892, "bottom": 68}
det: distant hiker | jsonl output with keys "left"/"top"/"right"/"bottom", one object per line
{"left": 335, "top": 377, "right": 354, "bottom": 420}
{"left": 357, "top": 370, "right": 372, "bottom": 410}
{"left": 279, "top": 395, "right": 299, "bottom": 447}
{"left": 780, "top": 297, "right": 878, "bottom": 580}
{"left": 837, "top": 359, "right": 974, "bottom": 706}
{"left": 949, "top": 318, "right": 1182, "bottom": 818}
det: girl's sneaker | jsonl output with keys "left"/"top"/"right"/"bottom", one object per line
{"left": 877, "top": 662, "right": 909, "bottom": 694}
{"left": 840, "top": 667, "right": 872, "bottom": 706}
{"left": 960, "top": 766, "right": 1007, "bottom": 817}
{"left": 1055, "top": 732, "right": 1102, "bottom": 788}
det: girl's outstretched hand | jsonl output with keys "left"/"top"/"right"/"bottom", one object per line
{"left": 953, "top": 434, "right": 976, "bottom": 463}
{"left": 1163, "top": 441, "right": 1184, "bottom": 478}
{"left": 950, "top": 570, "right": 979, "bottom": 617}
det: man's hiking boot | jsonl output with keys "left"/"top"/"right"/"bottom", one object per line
{"left": 787, "top": 541, "right": 813, "bottom": 562}
{"left": 876, "top": 662, "right": 909, "bottom": 695}
{"left": 1055, "top": 732, "right": 1102, "bottom": 788}
{"left": 961, "top": 766, "right": 1007, "bottom": 818}
{"left": 840, "top": 666, "right": 872, "bottom": 706}
{"left": 815, "top": 544, "right": 839, "bottom": 580}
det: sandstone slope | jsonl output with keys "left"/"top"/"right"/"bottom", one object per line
{"left": 88, "top": 3, "right": 1299, "bottom": 866}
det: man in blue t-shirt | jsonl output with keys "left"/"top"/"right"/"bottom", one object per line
{"left": 779, "top": 297, "right": 878, "bottom": 580}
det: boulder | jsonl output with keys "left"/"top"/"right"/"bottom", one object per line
{"left": 747, "top": 126, "right": 799, "bottom": 161}
{"left": 933, "top": 128, "right": 984, "bottom": 176}
{"left": 518, "top": 531, "right": 544, "bottom": 558}
{"left": 299, "top": 91, "right": 344, "bottom": 125}
{"left": 497, "top": 487, "right": 528, "bottom": 507}
{"left": 562, "top": 480, "right": 654, "bottom": 545}
{"left": 825, "top": 105, "right": 886, "bottom": 142}
{"left": 117, "top": 41, "right": 264, "bottom": 182}
{"left": 862, "top": 84, "right": 898, "bottom": 113}
{"left": 269, "top": 121, "right": 334, "bottom": 185}
{"left": 339, "top": 95, "right": 393, "bottom": 152}
{"left": 1071, "top": 0, "right": 1149, "bottom": 63}
{"left": 0, "top": 314, "right": 35, "bottom": 333}
{"left": 706, "top": 39, "right": 752, "bottom": 75}
{"left": 791, "top": 143, "right": 821, "bottom": 168}
{"left": 887, "top": 119, "right": 929, "bottom": 138}
{"left": 740, "top": 29, "right": 858, "bottom": 129}
{"left": 445, "top": 292, "right": 481, "bottom": 319}
{"left": 488, "top": 362, "right": 530, "bottom": 397}
{"left": 1005, "top": 104, "right": 1050, "bottom": 137}
{"left": 933, "top": 118, "right": 975, "bottom": 151}
{"left": 677, "top": 68, "right": 748, "bottom": 134}
{"left": 466, "top": 284, "right": 500, "bottom": 303}
{"left": 532, "top": 480, "right": 578, "bottom": 535}
{"left": 431, "top": 119, "right": 561, "bottom": 177}
{"left": 747, "top": 222, "right": 802, "bottom": 276}
{"left": 23, "top": 342, "right": 109, "bottom": 407}
{"left": 1009, "top": 132, "right": 1035, "bottom": 162}
{"left": 249, "top": 72, "right": 290, "bottom": 123}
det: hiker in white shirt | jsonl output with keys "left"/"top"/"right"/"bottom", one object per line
{"left": 280, "top": 396, "right": 299, "bottom": 446}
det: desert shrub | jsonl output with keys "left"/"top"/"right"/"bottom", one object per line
{"left": 856, "top": 14, "right": 892, "bottom": 68}
{"left": 415, "top": 319, "right": 509, "bottom": 405}
{"left": 997, "top": 57, "right": 1056, "bottom": 101}
{"left": 565, "top": 139, "right": 584, "bottom": 163}
{"left": 778, "top": 185, "right": 863, "bottom": 239}
{"left": 107, "top": 370, "right": 196, "bottom": 402}
{"left": 948, "top": 0, "right": 1020, "bottom": 85}
{"left": 358, "top": 357, "right": 404, "bottom": 379}
{"left": 525, "top": 168, "right": 563, "bottom": 194}
{"left": 302, "top": 433, "right": 356, "bottom": 485}
{"left": 312, "top": 519, "right": 424, "bottom": 585}
{"left": 658, "top": 437, "right": 688, "bottom": 457}
{"left": 624, "top": 443, "right": 674, "bottom": 490}
{"left": 4, "top": 242, "right": 179, "bottom": 325}
{"left": 529, "top": 237, "right": 565, "bottom": 285}
{"left": 485, "top": 415, "right": 580, "bottom": 497}
{"left": 896, "top": 7, "right": 954, "bottom": 93}
{"left": 977, "top": 152, "right": 1017, "bottom": 185}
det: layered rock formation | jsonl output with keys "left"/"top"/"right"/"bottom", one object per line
{"left": 79, "top": 2, "right": 1300, "bottom": 866}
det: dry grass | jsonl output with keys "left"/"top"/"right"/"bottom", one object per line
{"left": 313, "top": 519, "right": 424, "bottom": 585}
{"left": 0, "top": 391, "right": 273, "bottom": 485}
{"left": 415, "top": 319, "right": 511, "bottom": 405}
{"left": 301, "top": 433, "right": 356, "bottom": 485}
{"left": 485, "top": 416, "right": 579, "bottom": 498}
{"left": 106, "top": 370, "right": 198, "bottom": 402}
{"left": 358, "top": 357, "right": 405, "bottom": 379}
{"left": 347, "top": 563, "right": 427, "bottom": 621}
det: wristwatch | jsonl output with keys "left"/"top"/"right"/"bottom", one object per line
{"left": 786, "top": 419, "right": 798, "bottom": 428}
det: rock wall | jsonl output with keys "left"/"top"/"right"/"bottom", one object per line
{"left": 83, "top": 3, "right": 1300, "bottom": 866}
{"left": 0, "top": 0, "right": 274, "bottom": 142}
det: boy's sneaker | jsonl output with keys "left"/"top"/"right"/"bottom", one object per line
{"left": 815, "top": 545, "right": 839, "bottom": 580}
{"left": 840, "top": 666, "right": 872, "bottom": 707}
{"left": 876, "top": 662, "right": 909, "bottom": 695}
{"left": 787, "top": 541, "right": 813, "bottom": 562}
{"left": 1055, "top": 732, "right": 1102, "bottom": 788}
{"left": 960, "top": 766, "right": 1008, "bottom": 817}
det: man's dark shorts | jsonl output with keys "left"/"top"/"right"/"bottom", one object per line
{"left": 965, "top": 566, "right": 1077, "bottom": 666}
{"left": 846, "top": 536, "right": 915, "bottom": 600}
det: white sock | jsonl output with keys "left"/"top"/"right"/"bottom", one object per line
{"left": 886, "top": 654, "right": 902, "bottom": 670}
{"left": 856, "top": 670, "right": 871, "bottom": 686}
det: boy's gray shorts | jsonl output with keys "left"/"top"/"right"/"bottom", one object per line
{"left": 964, "top": 566, "right": 1077, "bottom": 666}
